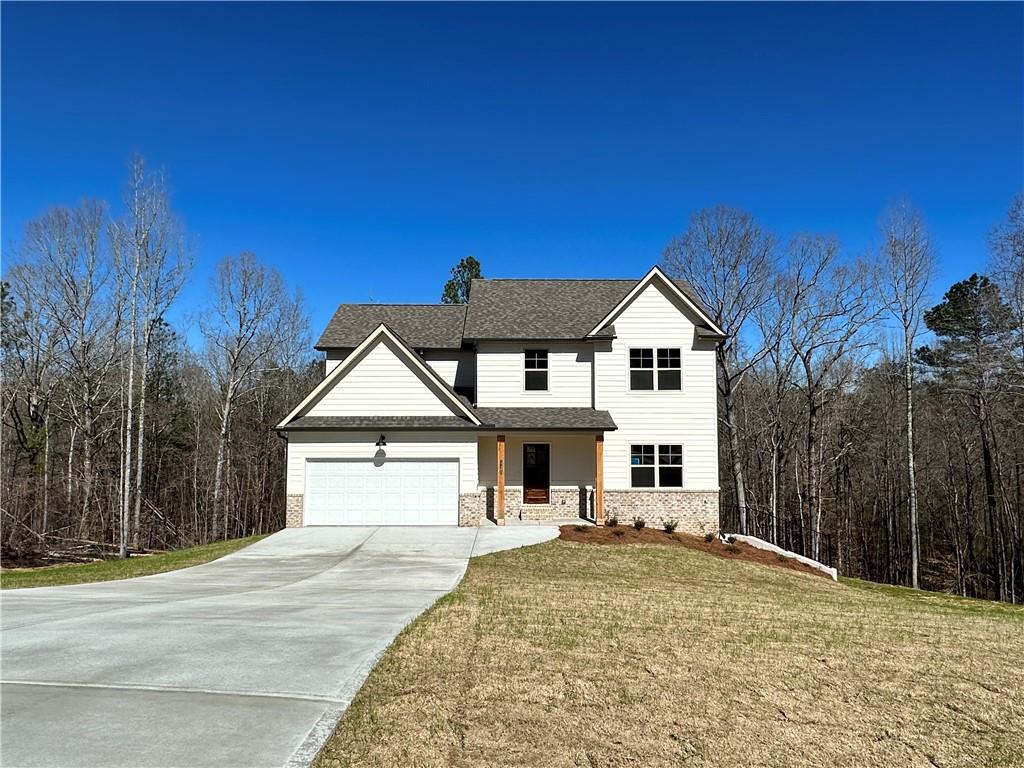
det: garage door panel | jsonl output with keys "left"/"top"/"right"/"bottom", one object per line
{"left": 305, "top": 459, "right": 458, "bottom": 526}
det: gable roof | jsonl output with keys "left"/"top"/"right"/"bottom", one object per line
{"left": 278, "top": 324, "right": 481, "bottom": 429}
{"left": 462, "top": 275, "right": 719, "bottom": 341}
{"left": 315, "top": 304, "right": 467, "bottom": 350}
{"left": 585, "top": 266, "right": 726, "bottom": 338}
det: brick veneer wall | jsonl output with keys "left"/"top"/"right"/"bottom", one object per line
{"left": 459, "top": 493, "right": 485, "bottom": 526}
{"left": 286, "top": 494, "right": 304, "bottom": 528}
{"left": 603, "top": 490, "right": 719, "bottom": 534}
{"left": 481, "top": 486, "right": 592, "bottom": 522}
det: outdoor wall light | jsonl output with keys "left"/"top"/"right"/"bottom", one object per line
{"left": 375, "top": 434, "right": 387, "bottom": 447}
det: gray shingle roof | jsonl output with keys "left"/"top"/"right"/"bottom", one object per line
{"left": 316, "top": 304, "right": 467, "bottom": 350}
{"left": 474, "top": 407, "right": 616, "bottom": 431}
{"left": 280, "top": 409, "right": 616, "bottom": 432}
{"left": 280, "top": 415, "right": 477, "bottom": 431}
{"left": 462, "top": 278, "right": 712, "bottom": 341}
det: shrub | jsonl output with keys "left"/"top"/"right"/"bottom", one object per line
{"left": 663, "top": 519, "right": 678, "bottom": 534}
{"left": 606, "top": 516, "right": 619, "bottom": 527}
{"left": 725, "top": 534, "right": 737, "bottom": 545}
{"left": 703, "top": 531, "right": 715, "bottom": 543}
{"left": 632, "top": 516, "right": 646, "bottom": 530}
{"left": 724, "top": 544, "right": 741, "bottom": 554}
{"left": 611, "top": 527, "right": 626, "bottom": 537}
{"left": 573, "top": 524, "right": 589, "bottom": 533}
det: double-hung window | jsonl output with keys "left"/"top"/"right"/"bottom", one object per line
{"left": 629, "top": 348, "right": 681, "bottom": 391}
{"left": 525, "top": 349, "right": 548, "bottom": 391}
{"left": 630, "top": 443, "right": 683, "bottom": 488}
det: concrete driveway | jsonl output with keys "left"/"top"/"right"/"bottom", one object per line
{"left": 1, "top": 525, "right": 558, "bottom": 768}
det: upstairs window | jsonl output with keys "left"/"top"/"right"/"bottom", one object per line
{"left": 629, "top": 348, "right": 654, "bottom": 390}
{"left": 629, "top": 347, "right": 681, "bottom": 391}
{"left": 525, "top": 349, "right": 548, "bottom": 391}
{"left": 657, "top": 348, "right": 681, "bottom": 390}
{"left": 630, "top": 443, "right": 684, "bottom": 488}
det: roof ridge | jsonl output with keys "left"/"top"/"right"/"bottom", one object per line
{"left": 334, "top": 302, "right": 465, "bottom": 307}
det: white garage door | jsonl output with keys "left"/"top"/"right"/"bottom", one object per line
{"left": 305, "top": 459, "right": 459, "bottom": 526}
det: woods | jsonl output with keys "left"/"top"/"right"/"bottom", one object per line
{"left": 665, "top": 198, "right": 1024, "bottom": 603}
{"left": 3, "top": 156, "right": 1021, "bottom": 605}
{"left": 1, "top": 156, "right": 318, "bottom": 563}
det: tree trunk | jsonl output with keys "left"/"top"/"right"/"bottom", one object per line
{"left": 212, "top": 384, "right": 234, "bottom": 540}
{"left": 904, "top": 340, "right": 920, "bottom": 589}
{"left": 131, "top": 322, "right": 153, "bottom": 549}
{"left": 723, "top": 385, "right": 748, "bottom": 533}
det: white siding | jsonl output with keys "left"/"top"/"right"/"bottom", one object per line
{"left": 287, "top": 431, "right": 478, "bottom": 495}
{"left": 307, "top": 338, "right": 456, "bottom": 417}
{"left": 477, "top": 433, "right": 595, "bottom": 488}
{"left": 421, "top": 349, "right": 476, "bottom": 390}
{"left": 476, "top": 342, "right": 593, "bottom": 407}
{"left": 594, "top": 280, "right": 719, "bottom": 491}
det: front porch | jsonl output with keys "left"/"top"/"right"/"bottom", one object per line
{"left": 476, "top": 432, "right": 606, "bottom": 525}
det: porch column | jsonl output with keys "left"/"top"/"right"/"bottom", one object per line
{"left": 595, "top": 433, "right": 605, "bottom": 526}
{"left": 496, "top": 434, "right": 506, "bottom": 526}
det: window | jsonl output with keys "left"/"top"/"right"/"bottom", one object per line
{"left": 630, "top": 443, "right": 683, "bottom": 488}
{"left": 629, "top": 347, "right": 681, "bottom": 391}
{"left": 525, "top": 349, "right": 548, "bottom": 391}
{"left": 657, "top": 348, "right": 681, "bottom": 390}
{"left": 629, "top": 348, "right": 654, "bottom": 390}
{"left": 658, "top": 444, "right": 683, "bottom": 487}
{"left": 630, "top": 444, "right": 655, "bottom": 487}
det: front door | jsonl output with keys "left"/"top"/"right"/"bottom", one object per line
{"left": 523, "top": 444, "right": 550, "bottom": 504}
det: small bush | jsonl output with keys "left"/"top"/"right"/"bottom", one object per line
{"left": 725, "top": 534, "right": 737, "bottom": 544}
{"left": 703, "top": 531, "right": 715, "bottom": 543}
{"left": 663, "top": 519, "right": 678, "bottom": 533}
{"left": 611, "top": 527, "right": 626, "bottom": 537}
{"left": 573, "top": 524, "right": 589, "bottom": 533}
{"left": 606, "top": 516, "right": 618, "bottom": 527}
{"left": 632, "top": 516, "right": 646, "bottom": 530}
{"left": 724, "top": 544, "right": 741, "bottom": 554}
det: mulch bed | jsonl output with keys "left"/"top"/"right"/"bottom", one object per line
{"left": 558, "top": 525, "right": 829, "bottom": 578}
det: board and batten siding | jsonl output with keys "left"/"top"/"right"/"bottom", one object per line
{"left": 594, "top": 280, "right": 719, "bottom": 491}
{"left": 286, "top": 431, "right": 478, "bottom": 496}
{"left": 476, "top": 342, "right": 593, "bottom": 407}
{"left": 306, "top": 338, "right": 456, "bottom": 418}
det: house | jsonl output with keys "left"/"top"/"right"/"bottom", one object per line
{"left": 276, "top": 266, "right": 725, "bottom": 532}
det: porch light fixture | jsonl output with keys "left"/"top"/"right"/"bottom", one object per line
{"left": 375, "top": 434, "right": 387, "bottom": 447}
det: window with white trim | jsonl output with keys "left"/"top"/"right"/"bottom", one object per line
{"left": 629, "top": 348, "right": 681, "bottom": 391}
{"left": 630, "top": 443, "right": 683, "bottom": 488}
{"left": 525, "top": 349, "right": 548, "bottom": 391}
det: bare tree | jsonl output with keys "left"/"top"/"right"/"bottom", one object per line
{"left": 878, "top": 200, "right": 935, "bottom": 588}
{"left": 785, "top": 235, "right": 880, "bottom": 558}
{"left": 112, "top": 155, "right": 192, "bottom": 551}
{"left": 201, "top": 253, "right": 307, "bottom": 539}
{"left": 663, "top": 206, "right": 775, "bottom": 533}
{"left": 19, "top": 202, "right": 122, "bottom": 538}
{"left": 989, "top": 193, "right": 1024, "bottom": 400}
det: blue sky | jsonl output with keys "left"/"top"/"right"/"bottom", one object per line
{"left": 3, "top": 2, "right": 1022, "bottom": 338}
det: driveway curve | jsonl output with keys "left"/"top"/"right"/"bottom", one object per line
{"left": 1, "top": 525, "right": 557, "bottom": 768}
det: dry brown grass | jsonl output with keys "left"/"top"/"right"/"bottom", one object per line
{"left": 317, "top": 540, "right": 1024, "bottom": 768}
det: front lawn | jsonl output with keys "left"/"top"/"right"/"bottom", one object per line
{"left": 0, "top": 535, "right": 267, "bottom": 589}
{"left": 318, "top": 539, "right": 1024, "bottom": 768}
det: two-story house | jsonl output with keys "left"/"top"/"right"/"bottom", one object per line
{"left": 276, "top": 266, "right": 725, "bottom": 532}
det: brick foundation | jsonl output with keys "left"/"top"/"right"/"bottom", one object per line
{"left": 603, "top": 490, "right": 719, "bottom": 534}
{"left": 459, "top": 492, "right": 485, "bottom": 526}
{"left": 286, "top": 494, "right": 304, "bottom": 528}
{"left": 482, "top": 486, "right": 592, "bottom": 522}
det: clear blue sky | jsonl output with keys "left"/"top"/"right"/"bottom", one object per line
{"left": 3, "top": 2, "right": 1022, "bottom": 338}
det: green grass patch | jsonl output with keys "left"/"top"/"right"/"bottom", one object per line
{"left": 0, "top": 535, "right": 267, "bottom": 589}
